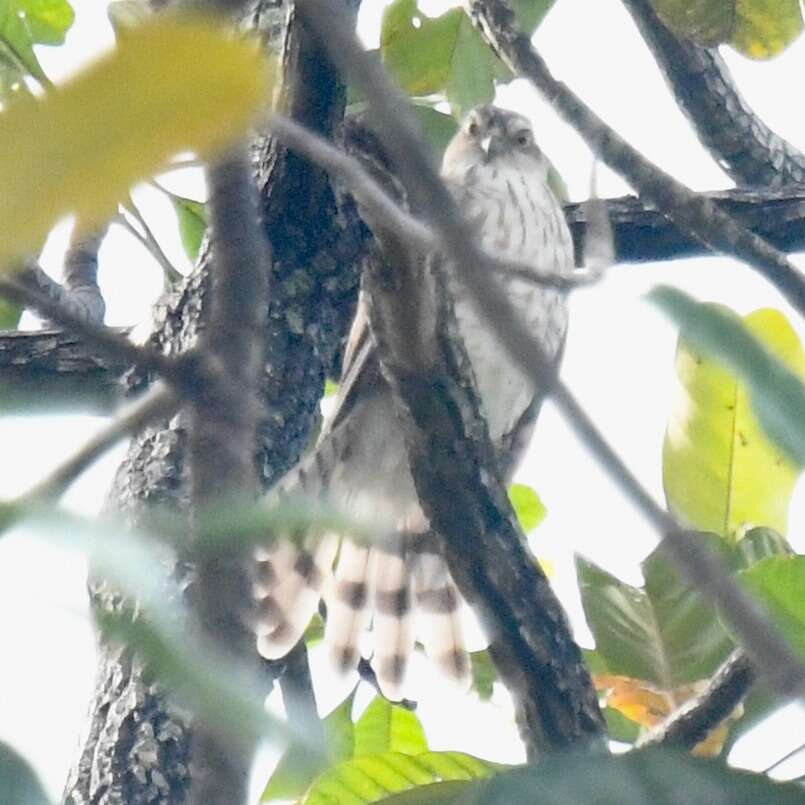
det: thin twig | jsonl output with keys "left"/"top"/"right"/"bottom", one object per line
{"left": 21, "top": 384, "right": 179, "bottom": 506}
{"left": 120, "top": 198, "right": 184, "bottom": 284}
{"left": 296, "top": 0, "right": 805, "bottom": 703}
{"left": 762, "top": 743, "right": 805, "bottom": 776}
{"left": 0, "top": 274, "right": 180, "bottom": 382}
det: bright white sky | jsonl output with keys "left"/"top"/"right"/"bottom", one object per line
{"left": 2, "top": 0, "right": 805, "bottom": 799}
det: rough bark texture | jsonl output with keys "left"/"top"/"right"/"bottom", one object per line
{"left": 621, "top": 0, "right": 805, "bottom": 189}
{"left": 62, "top": 3, "right": 365, "bottom": 802}
{"left": 0, "top": 329, "right": 128, "bottom": 413}
{"left": 565, "top": 188, "right": 805, "bottom": 266}
{"left": 639, "top": 651, "right": 757, "bottom": 751}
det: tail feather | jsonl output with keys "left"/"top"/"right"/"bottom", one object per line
{"left": 413, "top": 551, "right": 471, "bottom": 689}
{"left": 324, "top": 541, "right": 376, "bottom": 673}
{"left": 254, "top": 535, "right": 338, "bottom": 659}
{"left": 372, "top": 540, "right": 415, "bottom": 700}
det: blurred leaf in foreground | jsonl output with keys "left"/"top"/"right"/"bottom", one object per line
{"left": 0, "top": 17, "right": 273, "bottom": 264}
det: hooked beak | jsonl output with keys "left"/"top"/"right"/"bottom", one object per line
{"left": 479, "top": 130, "right": 503, "bottom": 162}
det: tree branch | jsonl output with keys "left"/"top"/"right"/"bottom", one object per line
{"left": 19, "top": 226, "right": 108, "bottom": 326}
{"left": 621, "top": 0, "right": 805, "bottom": 188}
{"left": 0, "top": 274, "right": 180, "bottom": 383}
{"left": 0, "top": 328, "right": 128, "bottom": 412}
{"left": 565, "top": 188, "right": 805, "bottom": 265}
{"left": 186, "top": 140, "right": 268, "bottom": 805}
{"left": 64, "top": 0, "right": 367, "bottom": 797}
{"left": 637, "top": 651, "right": 757, "bottom": 750}
{"left": 469, "top": 0, "right": 805, "bottom": 317}
{"left": 1, "top": 188, "right": 802, "bottom": 416}
{"left": 22, "top": 383, "right": 179, "bottom": 507}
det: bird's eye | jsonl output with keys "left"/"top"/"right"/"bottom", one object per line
{"left": 516, "top": 131, "right": 531, "bottom": 146}
{"left": 467, "top": 121, "right": 479, "bottom": 137}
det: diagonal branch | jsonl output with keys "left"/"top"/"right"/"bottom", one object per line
{"left": 469, "top": 0, "right": 805, "bottom": 317}
{"left": 21, "top": 383, "right": 179, "bottom": 507}
{"left": 638, "top": 650, "right": 757, "bottom": 750}
{"left": 621, "top": 0, "right": 805, "bottom": 189}
{"left": 296, "top": 0, "right": 805, "bottom": 718}
{"left": 0, "top": 274, "right": 181, "bottom": 383}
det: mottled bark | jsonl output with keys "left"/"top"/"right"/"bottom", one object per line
{"left": 621, "top": 0, "right": 805, "bottom": 189}
{"left": 62, "top": 2, "right": 365, "bottom": 802}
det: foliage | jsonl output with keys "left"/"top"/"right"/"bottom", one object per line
{"left": 379, "top": 0, "right": 555, "bottom": 119}
{"left": 263, "top": 696, "right": 497, "bottom": 804}
{"left": 3, "top": 0, "right": 805, "bottom": 802}
{"left": 389, "top": 749, "right": 805, "bottom": 803}
{"left": 662, "top": 305, "right": 805, "bottom": 541}
{"left": 0, "top": 0, "right": 74, "bottom": 96}
{"left": 0, "top": 16, "right": 273, "bottom": 263}
{"left": 169, "top": 193, "right": 206, "bottom": 262}
{"left": 507, "top": 482, "right": 546, "bottom": 532}
{"left": 650, "top": 0, "right": 803, "bottom": 58}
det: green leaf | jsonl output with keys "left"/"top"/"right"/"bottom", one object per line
{"left": 354, "top": 697, "right": 428, "bottom": 757}
{"left": 410, "top": 103, "right": 458, "bottom": 156}
{"left": 443, "top": 13, "right": 497, "bottom": 119}
{"left": 652, "top": 288, "right": 805, "bottom": 472}
{"left": 303, "top": 751, "right": 496, "bottom": 805}
{"left": 0, "top": 741, "right": 50, "bottom": 805}
{"left": 739, "top": 555, "right": 805, "bottom": 656}
{"left": 0, "top": 17, "right": 273, "bottom": 265}
{"left": 379, "top": 0, "right": 504, "bottom": 119}
{"left": 15, "top": 0, "right": 74, "bottom": 45}
{"left": 458, "top": 748, "right": 805, "bottom": 803}
{"left": 375, "top": 781, "right": 473, "bottom": 804}
{"left": 663, "top": 304, "right": 804, "bottom": 541}
{"left": 261, "top": 693, "right": 355, "bottom": 803}
{"left": 507, "top": 482, "right": 546, "bottom": 533}
{"left": 469, "top": 650, "right": 497, "bottom": 701}
{"left": 0, "top": 0, "right": 74, "bottom": 88}
{"left": 651, "top": 0, "right": 803, "bottom": 58}
{"left": 602, "top": 706, "right": 641, "bottom": 744}
{"left": 0, "top": 296, "right": 22, "bottom": 328}
{"left": 170, "top": 194, "right": 206, "bottom": 262}
{"left": 736, "top": 526, "right": 793, "bottom": 568}
{"left": 326, "top": 691, "right": 357, "bottom": 764}
{"left": 380, "top": 0, "right": 461, "bottom": 95}
{"left": 510, "top": 0, "right": 557, "bottom": 34}
{"left": 732, "top": 0, "right": 803, "bottom": 57}
{"left": 577, "top": 535, "right": 735, "bottom": 689}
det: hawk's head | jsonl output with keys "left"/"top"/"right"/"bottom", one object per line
{"left": 441, "top": 104, "right": 548, "bottom": 179}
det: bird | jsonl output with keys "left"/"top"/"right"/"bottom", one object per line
{"left": 252, "top": 104, "right": 576, "bottom": 698}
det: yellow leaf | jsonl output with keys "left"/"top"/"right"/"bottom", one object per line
{"left": 0, "top": 18, "right": 273, "bottom": 265}
{"left": 663, "top": 308, "right": 805, "bottom": 542}
{"left": 594, "top": 675, "right": 671, "bottom": 728}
